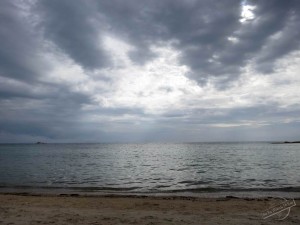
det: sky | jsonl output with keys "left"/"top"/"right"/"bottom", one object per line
{"left": 0, "top": 0, "right": 300, "bottom": 143}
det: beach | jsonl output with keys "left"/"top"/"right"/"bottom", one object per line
{"left": 1, "top": 193, "right": 299, "bottom": 225}
{"left": 1, "top": 143, "right": 299, "bottom": 224}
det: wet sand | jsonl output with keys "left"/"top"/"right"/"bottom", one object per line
{"left": 0, "top": 193, "right": 299, "bottom": 225}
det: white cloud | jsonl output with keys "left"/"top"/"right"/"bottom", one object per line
{"left": 240, "top": 2, "right": 256, "bottom": 23}
{"left": 40, "top": 34, "right": 300, "bottom": 129}
{"left": 227, "top": 36, "right": 239, "bottom": 43}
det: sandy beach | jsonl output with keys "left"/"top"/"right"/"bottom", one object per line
{"left": 0, "top": 193, "right": 299, "bottom": 225}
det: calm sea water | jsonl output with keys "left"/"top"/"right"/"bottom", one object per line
{"left": 0, "top": 143, "right": 299, "bottom": 196}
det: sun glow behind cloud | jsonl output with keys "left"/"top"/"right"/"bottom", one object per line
{"left": 240, "top": 1, "right": 256, "bottom": 23}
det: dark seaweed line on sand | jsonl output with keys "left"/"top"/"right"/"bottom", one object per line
{"left": 1, "top": 185, "right": 300, "bottom": 193}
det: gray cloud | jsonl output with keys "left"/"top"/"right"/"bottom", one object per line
{"left": 1, "top": 0, "right": 300, "bottom": 142}
{"left": 30, "top": 0, "right": 300, "bottom": 80}
{"left": 35, "top": 0, "right": 111, "bottom": 70}
{"left": 0, "top": 1, "right": 44, "bottom": 81}
{"left": 90, "top": 0, "right": 300, "bottom": 81}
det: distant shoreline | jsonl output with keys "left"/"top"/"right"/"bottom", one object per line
{"left": 271, "top": 141, "right": 300, "bottom": 144}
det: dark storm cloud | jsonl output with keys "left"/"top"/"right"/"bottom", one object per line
{"left": 233, "top": 0, "right": 300, "bottom": 73}
{"left": 2, "top": 0, "right": 300, "bottom": 81}
{"left": 90, "top": 0, "right": 300, "bottom": 81}
{"left": 35, "top": 0, "right": 111, "bottom": 70}
{"left": 94, "top": 0, "right": 242, "bottom": 80}
{"left": 0, "top": 1, "right": 45, "bottom": 81}
{"left": 18, "top": 0, "right": 300, "bottom": 80}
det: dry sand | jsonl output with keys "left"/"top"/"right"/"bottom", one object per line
{"left": 0, "top": 193, "right": 299, "bottom": 225}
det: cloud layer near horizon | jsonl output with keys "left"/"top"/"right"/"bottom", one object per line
{"left": 1, "top": 0, "right": 300, "bottom": 142}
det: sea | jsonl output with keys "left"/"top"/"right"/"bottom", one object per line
{"left": 0, "top": 142, "right": 299, "bottom": 198}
